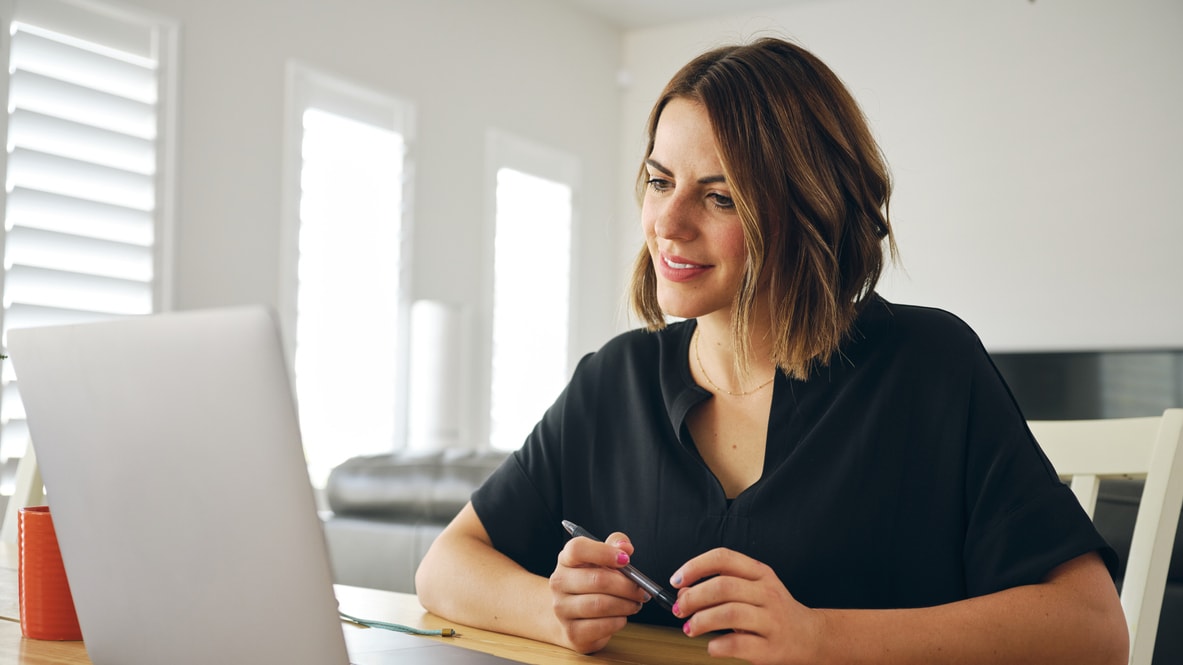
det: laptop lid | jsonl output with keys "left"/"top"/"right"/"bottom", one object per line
{"left": 8, "top": 307, "right": 349, "bottom": 664}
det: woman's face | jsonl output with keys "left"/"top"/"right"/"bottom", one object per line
{"left": 642, "top": 98, "right": 748, "bottom": 322}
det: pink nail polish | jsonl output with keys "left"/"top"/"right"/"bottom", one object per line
{"left": 671, "top": 602, "right": 681, "bottom": 616}
{"left": 616, "top": 551, "right": 630, "bottom": 565}
{"left": 683, "top": 621, "right": 692, "bottom": 636}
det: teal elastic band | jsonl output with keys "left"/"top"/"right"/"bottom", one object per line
{"left": 338, "top": 611, "right": 456, "bottom": 637}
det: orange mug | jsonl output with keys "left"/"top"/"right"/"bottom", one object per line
{"left": 18, "top": 506, "right": 83, "bottom": 640}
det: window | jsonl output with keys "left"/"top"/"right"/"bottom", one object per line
{"left": 282, "top": 65, "right": 413, "bottom": 486}
{"left": 486, "top": 132, "right": 577, "bottom": 451}
{"left": 0, "top": 0, "right": 176, "bottom": 494}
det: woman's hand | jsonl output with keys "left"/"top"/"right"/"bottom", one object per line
{"left": 548, "top": 532, "right": 650, "bottom": 653}
{"left": 671, "top": 548, "right": 825, "bottom": 665}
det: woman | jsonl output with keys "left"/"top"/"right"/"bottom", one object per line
{"left": 416, "top": 37, "right": 1128, "bottom": 664}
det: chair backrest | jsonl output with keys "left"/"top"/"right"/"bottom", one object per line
{"left": 1028, "top": 408, "right": 1183, "bottom": 665}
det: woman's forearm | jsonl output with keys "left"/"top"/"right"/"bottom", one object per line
{"left": 673, "top": 549, "right": 1126, "bottom": 665}
{"left": 414, "top": 503, "right": 561, "bottom": 645}
{"left": 808, "top": 554, "right": 1127, "bottom": 665}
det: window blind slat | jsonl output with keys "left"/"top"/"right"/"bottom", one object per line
{"left": 2, "top": 302, "right": 125, "bottom": 333}
{"left": 4, "top": 264, "right": 152, "bottom": 314}
{"left": 14, "top": 2, "right": 154, "bottom": 59}
{"left": 0, "top": 384, "right": 24, "bottom": 465}
{"left": 10, "top": 29, "right": 156, "bottom": 103}
{"left": 0, "top": 418, "right": 29, "bottom": 461}
{"left": 7, "top": 147, "right": 155, "bottom": 211}
{"left": 8, "top": 108, "right": 154, "bottom": 174}
{"left": 0, "top": 384, "right": 20, "bottom": 420}
{"left": 6, "top": 187, "right": 154, "bottom": 245}
{"left": 4, "top": 226, "right": 153, "bottom": 281}
{"left": 9, "top": 69, "right": 155, "bottom": 139}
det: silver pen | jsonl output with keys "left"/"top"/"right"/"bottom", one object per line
{"left": 561, "top": 520, "right": 677, "bottom": 611}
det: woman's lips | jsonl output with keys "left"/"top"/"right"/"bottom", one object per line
{"left": 656, "top": 252, "right": 710, "bottom": 282}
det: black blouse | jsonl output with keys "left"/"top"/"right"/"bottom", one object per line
{"left": 472, "top": 295, "right": 1116, "bottom": 628}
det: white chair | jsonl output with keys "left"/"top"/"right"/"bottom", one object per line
{"left": 1029, "top": 408, "right": 1183, "bottom": 665}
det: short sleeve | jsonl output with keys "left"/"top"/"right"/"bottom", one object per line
{"left": 961, "top": 354, "right": 1118, "bottom": 596}
{"left": 470, "top": 353, "right": 597, "bottom": 578}
{"left": 471, "top": 449, "right": 565, "bottom": 577}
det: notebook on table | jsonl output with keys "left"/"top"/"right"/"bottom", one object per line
{"left": 7, "top": 306, "right": 516, "bottom": 665}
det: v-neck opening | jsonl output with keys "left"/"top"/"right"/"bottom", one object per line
{"left": 671, "top": 320, "right": 780, "bottom": 508}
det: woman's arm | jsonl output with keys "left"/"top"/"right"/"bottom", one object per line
{"left": 414, "top": 502, "right": 649, "bottom": 653}
{"left": 672, "top": 549, "right": 1128, "bottom": 665}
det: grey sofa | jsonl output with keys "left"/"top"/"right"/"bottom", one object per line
{"left": 321, "top": 451, "right": 1181, "bottom": 664}
{"left": 323, "top": 449, "right": 509, "bottom": 593}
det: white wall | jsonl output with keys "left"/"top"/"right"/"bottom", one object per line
{"left": 58, "top": 0, "right": 1181, "bottom": 452}
{"left": 106, "top": 0, "right": 625, "bottom": 448}
{"left": 617, "top": 0, "right": 1183, "bottom": 352}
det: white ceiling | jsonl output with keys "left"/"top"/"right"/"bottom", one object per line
{"left": 555, "top": 0, "right": 812, "bottom": 30}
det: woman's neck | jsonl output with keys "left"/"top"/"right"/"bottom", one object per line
{"left": 693, "top": 317, "right": 777, "bottom": 395}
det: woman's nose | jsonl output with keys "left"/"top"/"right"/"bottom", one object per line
{"left": 652, "top": 194, "right": 696, "bottom": 240}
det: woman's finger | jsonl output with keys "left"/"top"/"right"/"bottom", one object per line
{"left": 670, "top": 547, "right": 767, "bottom": 589}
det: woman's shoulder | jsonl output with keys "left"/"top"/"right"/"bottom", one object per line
{"left": 854, "top": 296, "right": 990, "bottom": 364}
{"left": 865, "top": 296, "right": 982, "bottom": 341}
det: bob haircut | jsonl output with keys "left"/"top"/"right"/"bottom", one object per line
{"left": 629, "top": 37, "right": 896, "bottom": 380}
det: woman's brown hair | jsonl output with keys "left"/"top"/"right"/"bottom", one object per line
{"left": 629, "top": 37, "right": 896, "bottom": 380}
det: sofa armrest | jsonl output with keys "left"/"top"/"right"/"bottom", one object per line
{"left": 322, "top": 448, "right": 510, "bottom": 593}
{"left": 326, "top": 449, "right": 510, "bottom": 521}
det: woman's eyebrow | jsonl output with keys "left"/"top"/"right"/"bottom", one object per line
{"left": 645, "top": 158, "right": 727, "bottom": 185}
{"left": 645, "top": 158, "right": 673, "bottom": 175}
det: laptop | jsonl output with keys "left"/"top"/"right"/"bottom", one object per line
{"left": 8, "top": 306, "right": 516, "bottom": 665}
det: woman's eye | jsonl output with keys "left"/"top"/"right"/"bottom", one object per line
{"left": 646, "top": 177, "right": 672, "bottom": 192}
{"left": 709, "top": 193, "right": 735, "bottom": 210}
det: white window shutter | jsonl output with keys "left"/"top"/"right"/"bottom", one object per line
{"left": 487, "top": 132, "right": 578, "bottom": 452}
{"left": 0, "top": 3, "right": 173, "bottom": 493}
{"left": 284, "top": 65, "right": 415, "bottom": 486}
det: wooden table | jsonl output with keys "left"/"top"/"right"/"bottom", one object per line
{"left": 0, "top": 543, "right": 738, "bottom": 664}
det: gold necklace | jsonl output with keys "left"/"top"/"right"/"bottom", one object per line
{"left": 693, "top": 329, "right": 775, "bottom": 397}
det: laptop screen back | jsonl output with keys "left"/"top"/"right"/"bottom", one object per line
{"left": 8, "top": 307, "right": 349, "bottom": 665}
